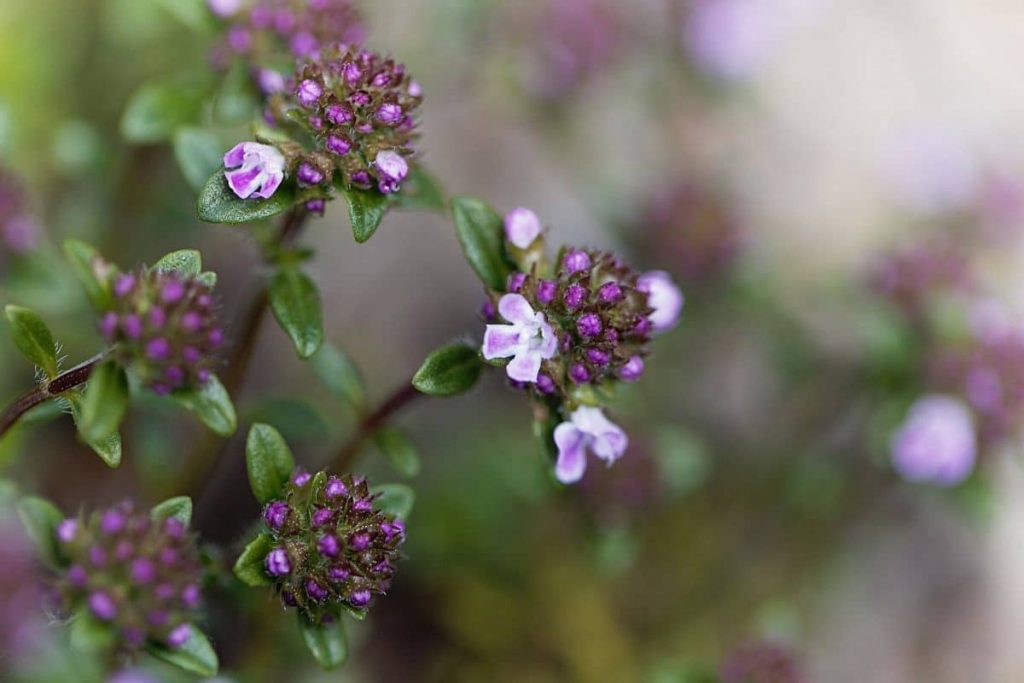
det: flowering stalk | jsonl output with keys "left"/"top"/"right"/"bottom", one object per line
{"left": 0, "top": 352, "right": 108, "bottom": 439}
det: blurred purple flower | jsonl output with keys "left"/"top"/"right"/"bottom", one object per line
{"left": 208, "top": 0, "right": 243, "bottom": 18}
{"left": 684, "top": 0, "right": 781, "bottom": 81}
{"left": 890, "top": 395, "right": 976, "bottom": 486}
{"left": 504, "top": 207, "right": 542, "bottom": 249}
{"left": 530, "top": 0, "right": 621, "bottom": 98}
{"left": 638, "top": 270, "right": 684, "bottom": 332}
{"left": 223, "top": 142, "right": 286, "bottom": 199}
{"left": 720, "top": 639, "right": 807, "bottom": 683}
{"left": 554, "top": 406, "right": 628, "bottom": 484}
{"left": 884, "top": 125, "right": 980, "bottom": 216}
{"left": 483, "top": 293, "right": 559, "bottom": 383}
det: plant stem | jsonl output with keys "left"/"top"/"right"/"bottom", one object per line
{"left": 0, "top": 352, "right": 108, "bottom": 438}
{"left": 333, "top": 381, "right": 424, "bottom": 471}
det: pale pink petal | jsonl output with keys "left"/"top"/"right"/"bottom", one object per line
{"left": 254, "top": 170, "right": 284, "bottom": 199}
{"left": 537, "top": 320, "right": 558, "bottom": 358}
{"left": 504, "top": 207, "right": 542, "bottom": 249}
{"left": 554, "top": 423, "right": 588, "bottom": 483}
{"left": 497, "top": 293, "right": 535, "bottom": 325}
{"left": 223, "top": 142, "right": 248, "bottom": 169}
{"left": 638, "top": 270, "right": 684, "bottom": 332}
{"left": 483, "top": 324, "right": 522, "bottom": 359}
{"left": 506, "top": 349, "right": 542, "bottom": 383}
{"left": 571, "top": 406, "right": 628, "bottom": 464}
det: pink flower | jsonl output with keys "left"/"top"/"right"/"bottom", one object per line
{"left": 554, "top": 406, "right": 628, "bottom": 484}
{"left": 223, "top": 142, "right": 286, "bottom": 200}
{"left": 504, "top": 207, "right": 542, "bottom": 249}
{"left": 483, "top": 293, "right": 558, "bottom": 383}
{"left": 374, "top": 150, "right": 408, "bottom": 194}
{"left": 891, "top": 395, "right": 976, "bottom": 486}
{"left": 637, "top": 270, "right": 684, "bottom": 332}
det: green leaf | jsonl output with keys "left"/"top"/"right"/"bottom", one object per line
{"left": 233, "top": 533, "right": 273, "bottom": 586}
{"left": 369, "top": 483, "right": 415, "bottom": 519}
{"left": 245, "top": 423, "right": 295, "bottom": 503}
{"left": 17, "top": 496, "right": 65, "bottom": 568}
{"left": 412, "top": 342, "right": 483, "bottom": 397}
{"left": 374, "top": 428, "right": 421, "bottom": 478}
{"left": 4, "top": 305, "right": 58, "bottom": 378}
{"left": 173, "top": 127, "right": 223, "bottom": 193}
{"left": 65, "top": 391, "right": 122, "bottom": 467}
{"left": 69, "top": 614, "right": 116, "bottom": 653}
{"left": 63, "top": 239, "right": 112, "bottom": 309}
{"left": 298, "top": 615, "right": 348, "bottom": 670}
{"left": 147, "top": 628, "right": 219, "bottom": 677}
{"left": 78, "top": 361, "right": 129, "bottom": 444}
{"left": 394, "top": 167, "right": 446, "bottom": 212}
{"left": 121, "top": 82, "right": 203, "bottom": 143}
{"left": 151, "top": 496, "right": 193, "bottom": 525}
{"left": 269, "top": 267, "right": 324, "bottom": 359}
{"left": 171, "top": 374, "right": 237, "bottom": 436}
{"left": 153, "top": 249, "right": 202, "bottom": 277}
{"left": 341, "top": 186, "right": 390, "bottom": 243}
{"left": 310, "top": 342, "right": 365, "bottom": 411}
{"left": 450, "top": 196, "right": 511, "bottom": 290}
{"left": 197, "top": 168, "right": 296, "bottom": 224}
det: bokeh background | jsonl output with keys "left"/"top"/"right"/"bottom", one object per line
{"left": 3, "top": 0, "right": 1024, "bottom": 681}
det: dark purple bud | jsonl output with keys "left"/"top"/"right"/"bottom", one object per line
{"left": 377, "top": 103, "right": 403, "bottom": 125}
{"left": 147, "top": 610, "right": 169, "bottom": 626}
{"left": 577, "top": 313, "right": 603, "bottom": 338}
{"left": 352, "top": 499, "right": 372, "bottom": 513}
{"left": 264, "top": 501, "right": 289, "bottom": 530}
{"left": 305, "top": 199, "right": 326, "bottom": 214}
{"left": 597, "top": 281, "right": 623, "bottom": 303}
{"left": 89, "top": 591, "right": 118, "bottom": 621}
{"left": 297, "top": 162, "right": 324, "bottom": 187}
{"left": 161, "top": 279, "right": 185, "bottom": 304}
{"left": 67, "top": 564, "right": 88, "bottom": 586}
{"left": 620, "top": 355, "right": 645, "bottom": 381}
{"left": 537, "top": 280, "right": 557, "bottom": 305}
{"left": 536, "top": 373, "right": 556, "bottom": 394}
{"left": 326, "top": 134, "right": 352, "bottom": 156}
{"left": 181, "top": 584, "right": 201, "bottom": 608}
{"left": 349, "top": 532, "right": 370, "bottom": 551}
{"left": 114, "top": 273, "right": 136, "bottom": 298}
{"left": 281, "top": 590, "right": 297, "bottom": 607}
{"left": 266, "top": 548, "right": 291, "bottom": 576}
{"left": 155, "top": 583, "right": 176, "bottom": 600}
{"left": 311, "top": 507, "right": 333, "bottom": 527}
{"left": 372, "top": 560, "right": 391, "bottom": 575}
{"left": 326, "top": 103, "right": 354, "bottom": 125}
{"left": 564, "top": 283, "right": 587, "bottom": 311}
{"left": 318, "top": 534, "right": 340, "bottom": 558}
{"left": 481, "top": 299, "right": 497, "bottom": 321}
{"left": 604, "top": 328, "right": 619, "bottom": 344}
{"left": 569, "top": 363, "right": 591, "bottom": 384}
{"left": 371, "top": 71, "right": 391, "bottom": 87}
{"left": 146, "top": 337, "right": 170, "bottom": 361}
{"left": 100, "top": 312, "right": 118, "bottom": 340}
{"left": 562, "top": 249, "right": 591, "bottom": 275}
{"left": 208, "top": 328, "right": 224, "bottom": 346}
{"left": 148, "top": 307, "right": 166, "bottom": 328}
{"left": 101, "top": 509, "right": 126, "bottom": 534}
{"left": 131, "top": 558, "right": 156, "bottom": 584}
{"left": 348, "top": 589, "right": 371, "bottom": 608}
{"left": 180, "top": 311, "right": 201, "bottom": 333}
{"left": 507, "top": 272, "right": 527, "bottom": 293}
{"left": 633, "top": 317, "right": 652, "bottom": 337}
{"left": 123, "top": 314, "right": 143, "bottom": 339}
{"left": 306, "top": 578, "right": 328, "bottom": 602}
{"left": 586, "top": 348, "right": 611, "bottom": 367}
{"left": 349, "top": 91, "right": 371, "bottom": 108}
{"left": 297, "top": 79, "right": 323, "bottom": 108}
{"left": 165, "top": 366, "right": 185, "bottom": 386}
{"left": 325, "top": 476, "right": 348, "bottom": 498}
{"left": 159, "top": 547, "right": 178, "bottom": 566}
{"left": 291, "top": 468, "right": 311, "bottom": 487}
{"left": 351, "top": 170, "right": 372, "bottom": 187}
{"left": 166, "top": 623, "right": 191, "bottom": 648}
{"left": 342, "top": 62, "right": 362, "bottom": 86}
{"left": 309, "top": 116, "right": 324, "bottom": 130}
{"left": 114, "top": 540, "right": 133, "bottom": 561}
{"left": 228, "top": 25, "right": 251, "bottom": 52}
{"left": 329, "top": 565, "right": 351, "bottom": 582}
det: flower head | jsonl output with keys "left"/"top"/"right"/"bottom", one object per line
{"left": 54, "top": 502, "right": 204, "bottom": 653}
{"left": 483, "top": 294, "right": 558, "bottom": 383}
{"left": 264, "top": 44, "right": 422, "bottom": 195}
{"left": 890, "top": 395, "right": 976, "bottom": 486}
{"left": 99, "top": 266, "right": 222, "bottom": 394}
{"left": 223, "top": 142, "right": 286, "bottom": 200}
{"left": 553, "top": 406, "right": 628, "bottom": 483}
{"left": 258, "top": 471, "right": 405, "bottom": 622}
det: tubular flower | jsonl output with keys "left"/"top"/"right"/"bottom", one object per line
{"left": 483, "top": 294, "right": 558, "bottom": 383}
{"left": 54, "top": 502, "right": 204, "bottom": 654}
{"left": 264, "top": 44, "right": 422, "bottom": 195}
{"left": 259, "top": 471, "right": 405, "bottom": 623}
{"left": 223, "top": 142, "right": 286, "bottom": 199}
{"left": 99, "top": 267, "right": 223, "bottom": 394}
{"left": 553, "top": 406, "right": 628, "bottom": 484}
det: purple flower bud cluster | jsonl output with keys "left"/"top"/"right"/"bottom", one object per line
{"left": 265, "top": 44, "right": 420, "bottom": 194}
{"left": 259, "top": 470, "right": 405, "bottom": 623}
{"left": 488, "top": 248, "right": 660, "bottom": 400}
{"left": 98, "top": 267, "right": 223, "bottom": 394}
{"left": 54, "top": 502, "right": 203, "bottom": 653}
{"left": 210, "top": 0, "right": 365, "bottom": 69}
{"left": 718, "top": 639, "right": 807, "bottom": 683}
{"left": 0, "top": 168, "right": 40, "bottom": 257}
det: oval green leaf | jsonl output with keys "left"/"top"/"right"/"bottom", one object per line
{"left": 4, "top": 305, "right": 58, "bottom": 378}
{"left": 197, "top": 168, "right": 296, "bottom": 224}
{"left": 298, "top": 615, "right": 348, "bottom": 670}
{"left": 63, "top": 239, "right": 113, "bottom": 310}
{"left": 171, "top": 374, "right": 237, "bottom": 436}
{"left": 341, "top": 186, "right": 390, "bottom": 243}
{"left": 450, "top": 196, "right": 511, "bottom": 290}
{"left": 150, "top": 496, "right": 193, "bottom": 525}
{"left": 412, "top": 342, "right": 482, "bottom": 397}
{"left": 78, "top": 361, "right": 129, "bottom": 444}
{"left": 233, "top": 533, "right": 273, "bottom": 587}
{"left": 153, "top": 249, "right": 202, "bottom": 277}
{"left": 245, "top": 423, "right": 296, "bottom": 503}
{"left": 17, "top": 496, "right": 65, "bottom": 569}
{"left": 369, "top": 483, "right": 415, "bottom": 520}
{"left": 65, "top": 390, "right": 122, "bottom": 468}
{"left": 147, "top": 628, "right": 219, "bottom": 677}
{"left": 269, "top": 267, "right": 324, "bottom": 359}
{"left": 374, "top": 428, "right": 421, "bottom": 478}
